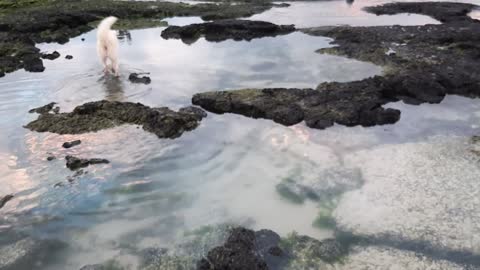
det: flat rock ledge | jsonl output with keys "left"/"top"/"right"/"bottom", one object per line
{"left": 25, "top": 100, "right": 206, "bottom": 139}
{"left": 161, "top": 19, "right": 295, "bottom": 44}
{"left": 192, "top": 83, "right": 400, "bottom": 129}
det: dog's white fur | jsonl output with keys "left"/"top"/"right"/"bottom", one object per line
{"left": 97, "top": 16, "right": 119, "bottom": 76}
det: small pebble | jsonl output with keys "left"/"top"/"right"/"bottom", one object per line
{"left": 62, "top": 140, "right": 81, "bottom": 149}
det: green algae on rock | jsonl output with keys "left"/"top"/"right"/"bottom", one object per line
{"left": 25, "top": 101, "right": 206, "bottom": 139}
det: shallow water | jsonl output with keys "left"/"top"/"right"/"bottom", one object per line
{"left": 1, "top": 1, "right": 480, "bottom": 269}
{"left": 250, "top": 0, "right": 480, "bottom": 27}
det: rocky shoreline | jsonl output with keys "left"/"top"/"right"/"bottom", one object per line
{"left": 193, "top": 2, "right": 480, "bottom": 129}
{"left": 4, "top": 1, "right": 480, "bottom": 270}
{"left": 0, "top": 0, "right": 279, "bottom": 75}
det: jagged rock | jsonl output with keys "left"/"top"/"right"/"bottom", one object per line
{"left": 41, "top": 51, "right": 60, "bottom": 60}
{"left": 193, "top": 85, "right": 400, "bottom": 129}
{"left": 29, "top": 102, "right": 56, "bottom": 114}
{"left": 25, "top": 101, "right": 206, "bottom": 139}
{"left": 65, "top": 155, "right": 109, "bottom": 170}
{"left": 128, "top": 73, "right": 151, "bottom": 84}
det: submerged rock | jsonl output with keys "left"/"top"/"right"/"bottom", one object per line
{"left": 0, "top": 194, "right": 14, "bottom": 209}
{"left": 192, "top": 85, "right": 400, "bottom": 129}
{"left": 0, "top": 237, "right": 66, "bottom": 270}
{"left": 41, "top": 51, "right": 60, "bottom": 60}
{"left": 161, "top": 19, "right": 295, "bottom": 44}
{"left": 62, "top": 140, "right": 81, "bottom": 149}
{"left": 128, "top": 73, "right": 151, "bottom": 84}
{"left": 25, "top": 100, "right": 206, "bottom": 139}
{"left": 281, "top": 232, "right": 348, "bottom": 268}
{"left": 65, "top": 55, "right": 73, "bottom": 60}
{"left": 65, "top": 155, "right": 109, "bottom": 170}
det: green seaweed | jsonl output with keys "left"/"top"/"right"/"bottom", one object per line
{"left": 276, "top": 181, "right": 305, "bottom": 204}
{"left": 312, "top": 196, "right": 340, "bottom": 230}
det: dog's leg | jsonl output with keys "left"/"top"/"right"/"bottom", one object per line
{"left": 102, "top": 56, "right": 109, "bottom": 74}
{"left": 111, "top": 58, "right": 119, "bottom": 77}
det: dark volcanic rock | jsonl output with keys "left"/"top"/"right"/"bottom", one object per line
{"left": 0, "top": 194, "right": 14, "bottom": 209}
{"left": 65, "top": 55, "right": 73, "bottom": 60}
{"left": 194, "top": 2, "right": 480, "bottom": 130}
{"left": 65, "top": 155, "right": 109, "bottom": 170}
{"left": 23, "top": 56, "right": 45, "bottom": 72}
{"left": 192, "top": 85, "right": 401, "bottom": 129}
{"left": 62, "top": 140, "right": 82, "bottom": 149}
{"left": 161, "top": 19, "right": 295, "bottom": 44}
{"left": 41, "top": 51, "right": 60, "bottom": 60}
{"left": 47, "top": 155, "right": 56, "bottom": 161}
{"left": 197, "top": 227, "right": 270, "bottom": 270}
{"left": 25, "top": 101, "right": 206, "bottom": 139}
{"left": 29, "top": 102, "right": 56, "bottom": 114}
{"left": 197, "top": 227, "right": 351, "bottom": 269}
{"left": 129, "top": 73, "right": 151, "bottom": 84}
{"left": 364, "top": 2, "right": 476, "bottom": 23}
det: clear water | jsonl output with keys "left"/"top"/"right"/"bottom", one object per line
{"left": 1, "top": 1, "right": 480, "bottom": 269}
{"left": 249, "top": 0, "right": 480, "bottom": 27}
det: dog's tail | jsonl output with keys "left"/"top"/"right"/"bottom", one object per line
{"left": 97, "top": 16, "right": 118, "bottom": 34}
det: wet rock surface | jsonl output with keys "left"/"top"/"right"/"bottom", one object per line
{"left": 197, "top": 227, "right": 349, "bottom": 270}
{"left": 0, "top": 194, "right": 14, "bottom": 209}
{"left": 25, "top": 100, "right": 206, "bottom": 139}
{"left": 128, "top": 73, "right": 151, "bottom": 84}
{"left": 194, "top": 2, "right": 480, "bottom": 129}
{"left": 28, "top": 102, "right": 56, "bottom": 114}
{"left": 62, "top": 140, "right": 81, "bottom": 149}
{"left": 0, "top": 0, "right": 275, "bottom": 75}
{"left": 161, "top": 19, "right": 295, "bottom": 44}
{"left": 41, "top": 51, "right": 60, "bottom": 60}
{"left": 65, "top": 155, "right": 109, "bottom": 170}
{"left": 197, "top": 227, "right": 270, "bottom": 270}
{"left": 364, "top": 2, "right": 477, "bottom": 23}
{"left": 192, "top": 85, "right": 401, "bottom": 129}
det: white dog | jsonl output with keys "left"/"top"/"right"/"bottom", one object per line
{"left": 97, "top": 16, "right": 119, "bottom": 76}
